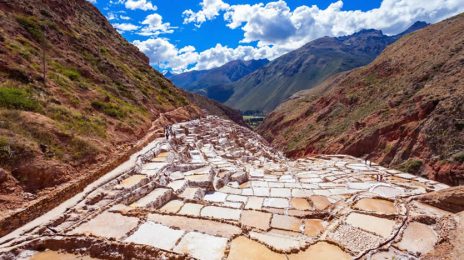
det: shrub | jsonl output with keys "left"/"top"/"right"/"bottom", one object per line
{"left": 452, "top": 151, "right": 464, "bottom": 163}
{"left": 0, "top": 136, "right": 12, "bottom": 161}
{"left": 62, "top": 67, "right": 81, "bottom": 81}
{"left": 69, "top": 137, "right": 99, "bottom": 161}
{"left": 91, "top": 101, "right": 126, "bottom": 119}
{"left": 398, "top": 159, "right": 423, "bottom": 174}
{"left": 0, "top": 87, "right": 41, "bottom": 111}
{"left": 16, "top": 15, "right": 44, "bottom": 43}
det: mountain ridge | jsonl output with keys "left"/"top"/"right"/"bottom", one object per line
{"left": 258, "top": 13, "right": 464, "bottom": 185}
{"left": 168, "top": 59, "right": 269, "bottom": 102}
{"left": 223, "top": 22, "right": 428, "bottom": 113}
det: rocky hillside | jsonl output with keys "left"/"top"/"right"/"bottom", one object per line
{"left": 0, "top": 0, "right": 217, "bottom": 215}
{"left": 168, "top": 59, "right": 269, "bottom": 102}
{"left": 224, "top": 22, "right": 427, "bottom": 113}
{"left": 259, "top": 14, "right": 464, "bottom": 185}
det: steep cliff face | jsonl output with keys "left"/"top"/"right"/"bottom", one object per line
{"left": 259, "top": 14, "right": 464, "bottom": 185}
{"left": 0, "top": 0, "right": 202, "bottom": 213}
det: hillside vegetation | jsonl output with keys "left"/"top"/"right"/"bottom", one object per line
{"left": 259, "top": 14, "right": 464, "bottom": 185}
{"left": 0, "top": 0, "right": 199, "bottom": 213}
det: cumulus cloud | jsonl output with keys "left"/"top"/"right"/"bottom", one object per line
{"left": 185, "top": 0, "right": 464, "bottom": 50}
{"left": 124, "top": 0, "right": 156, "bottom": 11}
{"left": 183, "top": 0, "right": 230, "bottom": 27}
{"left": 139, "top": 13, "right": 175, "bottom": 36}
{"left": 87, "top": 0, "right": 97, "bottom": 4}
{"left": 112, "top": 23, "right": 139, "bottom": 32}
{"left": 133, "top": 38, "right": 283, "bottom": 73}
{"left": 136, "top": 0, "right": 464, "bottom": 73}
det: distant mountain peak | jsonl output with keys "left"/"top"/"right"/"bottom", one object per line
{"left": 167, "top": 58, "right": 269, "bottom": 101}
{"left": 397, "top": 21, "right": 429, "bottom": 37}
{"left": 164, "top": 71, "right": 175, "bottom": 77}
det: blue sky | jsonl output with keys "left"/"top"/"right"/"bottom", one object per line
{"left": 88, "top": 0, "right": 464, "bottom": 73}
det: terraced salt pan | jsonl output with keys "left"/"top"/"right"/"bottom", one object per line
{"left": 227, "top": 236, "right": 286, "bottom": 260}
{"left": 131, "top": 188, "right": 172, "bottom": 208}
{"left": 396, "top": 222, "right": 438, "bottom": 255}
{"left": 304, "top": 219, "right": 325, "bottom": 236}
{"left": 201, "top": 206, "right": 241, "bottom": 221}
{"left": 174, "top": 232, "right": 228, "bottom": 260}
{"left": 240, "top": 210, "right": 272, "bottom": 230}
{"left": 148, "top": 213, "right": 241, "bottom": 238}
{"left": 287, "top": 241, "right": 351, "bottom": 260}
{"left": 354, "top": 198, "right": 396, "bottom": 214}
{"left": 271, "top": 214, "right": 302, "bottom": 232}
{"left": 115, "top": 174, "right": 146, "bottom": 189}
{"left": 345, "top": 212, "right": 395, "bottom": 238}
{"left": 70, "top": 212, "right": 139, "bottom": 239}
{"left": 178, "top": 203, "right": 203, "bottom": 216}
{"left": 125, "top": 221, "right": 184, "bottom": 251}
{"left": 3, "top": 116, "right": 453, "bottom": 260}
{"left": 250, "top": 231, "right": 307, "bottom": 252}
{"left": 159, "top": 199, "right": 184, "bottom": 213}
{"left": 290, "top": 198, "right": 311, "bottom": 210}
{"left": 29, "top": 250, "right": 96, "bottom": 260}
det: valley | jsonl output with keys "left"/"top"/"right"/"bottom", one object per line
{"left": 0, "top": 116, "right": 460, "bottom": 259}
{"left": 0, "top": 0, "right": 463, "bottom": 259}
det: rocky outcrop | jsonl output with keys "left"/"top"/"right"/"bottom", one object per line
{"left": 259, "top": 13, "right": 464, "bottom": 185}
{"left": 415, "top": 186, "right": 464, "bottom": 213}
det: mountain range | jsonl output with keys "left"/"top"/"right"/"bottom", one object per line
{"left": 168, "top": 59, "right": 269, "bottom": 102}
{"left": 170, "top": 22, "right": 428, "bottom": 113}
{"left": 259, "top": 14, "right": 464, "bottom": 185}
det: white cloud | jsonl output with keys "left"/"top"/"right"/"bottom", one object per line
{"left": 183, "top": 0, "right": 230, "bottom": 27}
{"left": 133, "top": 38, "right": 199, "bottom": 73}
{"left": 185, "top": 0, "right": 464, "bottom": 51}
{"left": 87, "top": 0, "right": 97, "bottom": 3}
{"left": 133, "top": 38, "right": 283, "bottom": 73}
{"left": 124, "top": 0, "right": 157, "bottom": 11}
{"left": 135, "top": 0, "right": 464, "bottom": 73}
{"left": 139, "top": 13, "right": 175, "bottom": 36}
{"left": 112, "top": 23, "right": 139, "bottom": 32}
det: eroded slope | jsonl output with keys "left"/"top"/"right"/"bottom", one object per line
{"left": 0, "top": 0, "right": 201, "bottom": 221}
{"left": 259, "top": 13, "right": 464, "bottom": 185}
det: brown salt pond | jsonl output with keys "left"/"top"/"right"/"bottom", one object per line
{"left": 287, "top": 241, "right": 351, "bottom": 260}
{"left": 30, "top": 250, "right": 96, "bottom": 260}
{"left": 271, "top": 214, "right": 302, "bottom": 232}
{"left": 354, "top": 198, "right": 396, "bottom": 214}
{"left": 304, "top": 219, "right": 324, "bottom": 237}
{"left": 240, "top": 210, "right": 272, "bottom": 230}
{"left": 309, "top": 195, "right": 331, "bottom": 210}
{"left": 290, "top": 198, "right": 311, "bottom": 210}
{"left": 227, "top": 236, "right": 286, "bottom": 260}
{"left": 151, "top": 152, "right": 169, "bottom": 162}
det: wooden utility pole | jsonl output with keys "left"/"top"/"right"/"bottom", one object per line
{"left": 41, "top": 25, "right": 47, "bottom": 87}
